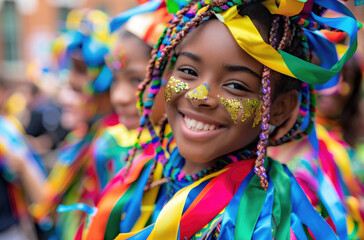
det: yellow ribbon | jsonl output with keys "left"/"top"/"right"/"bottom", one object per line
{"left": 147, "top": 168, "right": 228, "bottom": 239}
{"left": 217, "top": 6, "right": 295, "bottom": 78}
{"left": 115, "top": 167, "right": 229, "bottom": 240}
{"left": 108, "top": 124, "right": 154, "bottom": 148}
{"left": 262, "top": 0, "right": 305, "bottom": 16}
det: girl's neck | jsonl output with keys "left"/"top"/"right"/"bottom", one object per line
{"left": 181, "top": 159, "right": 219, "bottom": 175}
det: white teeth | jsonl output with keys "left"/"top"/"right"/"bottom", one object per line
{"left": 190, "top": 119, "right": 197, "bottom": 128}
{"left": 183, "top": 116, "right": 218, "bottom": 131}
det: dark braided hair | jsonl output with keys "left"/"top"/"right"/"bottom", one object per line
{"left": 135, "top": 0, "right": 317, "bottom": 190}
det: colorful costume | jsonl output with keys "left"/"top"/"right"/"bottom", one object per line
{"left": 91, "top": 0, "right": 172, "bottom": 190}
{"left": 81, "top": 0, "right": 360, "bottom": 239}
{"left": 31, "top": 9, "right": 119, "bottom": 240}
{"left": 0, "top": 115, "right": 46, "bottom": 238}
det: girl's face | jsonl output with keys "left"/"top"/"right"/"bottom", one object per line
{"left": 166, "top": 20, "right": 263, "bottom": 164}
{"left": 59, "top": 86, "right": 88, "bottom": 130}
{"left": 110, "top": 36, "right": 150, "bottom": 130}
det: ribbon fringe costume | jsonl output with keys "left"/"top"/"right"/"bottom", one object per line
{"left": 80, "top": 0, "right": 360, "bottom": 239}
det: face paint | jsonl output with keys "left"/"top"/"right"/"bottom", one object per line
{"left": 219, "top": 96, "right": 262, "bottom": 127}
{"left": 187, "top": 83, "right": 210, "bottom": 101}
{"left": 105, "top": 47, "right": 129, "bottom": 71}
{"left": 165, "top": 76, "right": 190, "bottom": 102}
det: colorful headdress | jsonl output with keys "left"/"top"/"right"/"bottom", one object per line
{"left": 105, "top": 1, "right": 173, "bottom": 71}
{"left": 130, "top": 0, "right": 360, "bottom": 189}
{"left": 52, "top": 9, "right": 114, "bottom": 95}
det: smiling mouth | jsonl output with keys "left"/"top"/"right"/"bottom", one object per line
{"left": 183, "top": 115, "right": 220, "bottom": 131}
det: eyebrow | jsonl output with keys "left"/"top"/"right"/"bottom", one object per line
{"left": 225, "top": 65, "right": 261, "bottom": 79}
{"left": 179, "top": 52, "right": 201, "bottom": 62}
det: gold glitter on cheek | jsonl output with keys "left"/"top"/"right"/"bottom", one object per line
{"left": 219, "top": 97, "right": 242, "bottom": 124}
{"left": 165, "top": 76, "right": 190, "bottom": 102}
{"left": 219, "top": 96, "right": 261, "bottom": 127}
{"left": 252, "top": 100, "right": 262, "bottom": 127}
{"left": 241, "top": 98, "right": 261, "bottom": 127}
{"left": 187, "top": 83, "right": 210, "bottom": 101}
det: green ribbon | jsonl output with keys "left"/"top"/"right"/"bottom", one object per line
{"left": 235, "top": 160, "right": 269, "bottom": 239}
{"left": 104, "top": 179, "right": 139, "bottom": 240}
{"left": 270, "top": 159, "right": 292, "bottom": 239}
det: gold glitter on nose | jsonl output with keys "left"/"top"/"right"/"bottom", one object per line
{"left": 165, "top": 76, "right": 190, "bottom": 102}
{"left": 219, "top": 96, "right": 262, "bottom": 127}
{"left": 187, "top": 83, "right": 210, "bottom": 101}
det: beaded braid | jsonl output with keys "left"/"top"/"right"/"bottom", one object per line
{"left": 158, "top": 114, "right": 169, "bottom": 144}
{"left": 255, "top": 66, "right": 270, "bottom": 190}
{"left": 254, "top": 16, "right": 280, "bottom": 190}
{"left": 141, "top": 1, "right": 213, "bottom": 189}
{"left": 255, "top": 15, "right": 299, "bottom": 189}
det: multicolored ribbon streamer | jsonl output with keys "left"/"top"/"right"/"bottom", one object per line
{"left": 216, "top": 1, "right": 358, "bottom": 85}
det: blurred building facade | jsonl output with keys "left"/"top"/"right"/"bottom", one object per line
{"left": 0, "top": 0, "right": 363, "bottom": 81}
{"left": 0, "top": 0, "right": 137, "bottom": 81}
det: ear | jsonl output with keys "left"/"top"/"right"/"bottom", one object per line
{"left": 269, "top": 90, "right": 299, "bottom": 139}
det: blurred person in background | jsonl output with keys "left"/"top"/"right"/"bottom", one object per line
{"left": 91, "top": 0, "right": 171, "bottom": 190}
{"left": 22, "top": 64, "right": 69, "bottom": 157}
{"left": 0, "top": 76, "right": 46, "bottom": 240}
{"left": 31, "top": 8, "right": 118, "bottom": 240}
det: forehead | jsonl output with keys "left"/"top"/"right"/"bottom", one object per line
{"left": 117, "top": 34, "right": 150, "bottom": 63}
{"left": 176, "top": 19, "right": 262, "bottom": 72}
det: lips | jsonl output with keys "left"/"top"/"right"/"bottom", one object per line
{"left": 176, "top": 109, "right": 225, "bottom": 142}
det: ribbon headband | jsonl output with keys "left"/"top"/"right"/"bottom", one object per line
{"left": 214, "top": 2, "right": 358, "bottom": 85}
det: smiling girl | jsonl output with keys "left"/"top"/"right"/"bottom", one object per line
{"left": 92, "top": 3, "right": 172, "bottom": 189}
{"left": 83, "top": 0, "right": 359, "bottom": 239}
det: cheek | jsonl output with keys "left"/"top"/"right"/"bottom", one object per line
{"left": 219, "top": 96, "right": 262, "bottom": 127}
{"left": 165, "top": 76, "right": 190, "bottom": 102}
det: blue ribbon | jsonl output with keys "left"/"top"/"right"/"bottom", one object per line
{"left": 305, "top": 29, "right": 339, "bottom": 91}
{"left": 57, "top": 203, "right": 97, "bottom": 215}
{"left": 110, "top": 0, "right": 162, "bottom": 33}
{"left": 126, "top": 224, "right": 154, "bottom": 240}
{"left": 284, "top": 166, "right": 338, "bottom": 239}
{"left": 317, "top": 167, "right": 348, "bottom": 239}
{"left": 120, "top": 163, "right": 153, "bottom": 233}
{"left": 218, "top": 170, "right": 254, "bottom": 239}
{"left": 291, "top": 213, "right": 308, "bottom": 240}
{"left": 92, "top": 65, "right": 113, "bottom": 93}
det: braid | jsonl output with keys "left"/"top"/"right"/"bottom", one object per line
{"left": 144, "top": 115, "right": 169, "bottom": 191}
{"left": 277, "top": 17, "right": 292, "bottom": 50}
{"left": 158, "top": 114, "right": 169, "bottom": 144}
{"left": 255, "top": 66, "right": 270, "bottom": 190}
{"left": 255, "top": 14, "right": 297, "bottom": 190}
{"left": 269, "top": 16, "right": 280, "bottom": 49}
{"left": 254, "top": 15, "right": 280, "bottom": 190}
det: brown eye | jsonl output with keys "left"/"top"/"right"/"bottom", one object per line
{"left": 225, "top": 82, "right": 250, "bottom": 92}
{"left": 178, "top": 66, "right": 198, "bottom": 77}
{"left": 131, "top": 77, "right": 143, "bottom": 85}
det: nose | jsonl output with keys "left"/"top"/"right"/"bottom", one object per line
{"left": 185, "top": 83, "right": 218, "bottom": 109}
{"left": 111, "top": 80, "right": 135, "bottom": 107}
